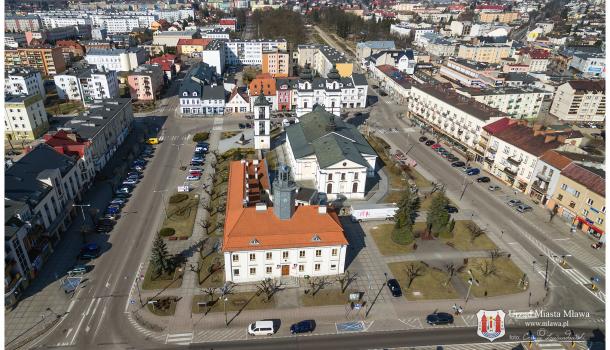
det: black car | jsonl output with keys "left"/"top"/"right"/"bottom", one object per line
{"left": 290, "top": 320, "right": 316, "bottom": 334}
{"left": 98, "top": 219, "right": 116, "bottom": 226}
{"left": 419, "top": 136, "right": 428, "bottom": 142}
{"left": 239, "top": 123, "right": 246, "bottom": 129}
{"left": 477, "top": 176, "right": 490, "bottom": 183}
{"left": 114, "top": 193, "right": 131, "bottom": 199}
{"left": 445, "top": 205, "right": 459, "bottom": 213}
{"left": 451, "top": 161, "right": 466, "bottom": 167}
{"left": 426, "top": 312, "right": 454, "bottom": 325}
{"left": 447, "top": 157, "right": 459, "bottom": 162}
{"left": 387, "top": 279, "right": 402, "bottom": 297}
{"left": 379, "top": 91, "right": 388, "bottom": 96}
{"left": 425, "top": 140, "right": 435, "bottom": 146}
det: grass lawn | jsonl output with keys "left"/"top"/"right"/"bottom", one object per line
{"left": 147, "top": 297, "right": 178, "bottom": 316}
{"left": 404, "top": 167, "right": 432, "bottom": 188}
{"left": 192, "top": 292, "right": 275, "bottom": 314}
{"left": 162, "top": 192, "right": 199, "bottom": 238}
{"left": 458, "top": 257, "right": 525, "bottom": 297}
{"left": 441, "top": 221, "right": 498, "bottom": 251}
{"left": 382, "top": 190, "right": 404, "bottom": 204}
{"left": 388, "top": 261, "right": 459, "bottom": 300}
{"left": 420, "top": 195, "right": 456, "bottom": 211}
{"left": 198, "top": 250, "right": 225, "bottom": 288}
{"left": 45, "top": 100, "right": 85, "bottom": 115}
{"left": 141, "top": 264, "right": 183, "bottom": 290}
{"left": 300, "top": 288, "right": 354, "bottom": 307}
{"left": 369, "top": 223, "right": 427, "bottom": 256}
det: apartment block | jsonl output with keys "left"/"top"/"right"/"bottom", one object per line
{"left": 5, "top": 67, "right": 46, "bottom": 99}
{"left": 550, "top": 80, "right": 605, "bottom": 122}
{"left": 54, "top": 65, "right": 119, "bottom": 105}
{"left": 85, "top": 48, "right": 147, "bottom": 72}
{"left": 127, "top": 64, "right": 164, "bottom": 101}
{"left": 224, "top": 39, "right": 288, "bottom": 66}
{"left": 457, "top": 44, "right": 511, "bottom": 64}
{"left": 5, "top": 94, "right": 49, "bottom": 141}
{"left": 262, "top": 50, "right": 291, "bottom": 77}
{"left": 458, "top": 87, "right": 551, "bottom": 119}
{"left": 4, "top": 47, "right": 67, "bottom": 76}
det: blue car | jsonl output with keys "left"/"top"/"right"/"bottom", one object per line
{"left": 466, "top": 168, "right": 480, "bottom": 176}
{"left": 290, "top": 320, "right": 316, "bottom": 334}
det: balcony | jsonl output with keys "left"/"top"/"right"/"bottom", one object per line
{"left": 484, "top": 156, "right": 495, "bottom": 164}
{"left": 488, "top": 146, "right": 497, "bottom": 154}
{"left": 531, "top": 180, "right": 548, "bottom": 194}
{"left": 507, "top": 156, "right": 521, "bottom": 165}
{"left": 536, "top": 172, "right": 551, "bottom": 182}
{"left": 504, "top": 166, "right": 518, "bottom": 177}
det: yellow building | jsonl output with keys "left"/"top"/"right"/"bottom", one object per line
{"left": 4, "top": 47, "right": 66, "bottom": 76}
{"left": 262, "top": 50, "right": 291, "bottom": 77}
{"left": 549, "top": 163, "right": 605, "bottom": 239}
{"left": 457, "top": 44, "right": 511, "bottom": 64}
{"left": 479, "top": 12, "right": 519, "bottom": 23}
{"left": 5, "top": 94, "right": 48, "bottom": 141}
{"left": 177, "top": 38, "right": 212, "bottom": 56}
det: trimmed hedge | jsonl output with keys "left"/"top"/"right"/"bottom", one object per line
{"left": 169, "top": 193, "right": 188, "bottom": 204}
{"left": 160, "top": 228, "right": 176, "bottom": 237}
{"left": 193, "top": 132, "right": 210, "bottom": 142}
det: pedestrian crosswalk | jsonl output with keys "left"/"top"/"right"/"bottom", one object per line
{"left": 212, "top": 117, "right": 224, "bottom": 131}
{"left": 192, "top": 328, "right": 247, "bottom": 343}
{"left": 592, "top": 266, "right": 605, "bottom": 275}
{"left": 165, "top": 332, "right": 193, "bottom": 345}
{"left": 559, "top": 240, "right": 605, "bottom": 272}
{"left": 166, "top": 135, "right": 194, "bottom": 142}
{"left": 126, "top": 312, "right": 166, "bottom": 342}
{"left": 398, "top": 314, "right": 476, "bottom": 330}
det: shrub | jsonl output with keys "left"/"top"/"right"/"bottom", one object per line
{"left": 391, "top": 227, "right": 414, "bottom": 245}
{"left": 193, "top": 132, "right": 209, "bottom": 142}
{"left": 159, "top": 228, "right": 176, "bottom": 237}
{"left": 169, "top": 193, "right": 188, "bottom": 203}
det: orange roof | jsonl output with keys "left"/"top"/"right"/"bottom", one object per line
{"left": 539, "top": 150, "right": 572, "bottom": 170}
{"left": 249, "top": 74, "right": 276, "bottom": 96}
{"left": 177, "top": 38, "right": 212, "bottom": 47}
{"left": 222, "top": 161, "right": 347, "bottom": 252}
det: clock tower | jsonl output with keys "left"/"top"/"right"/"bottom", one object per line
{"left": 253, "top": 90, "right": 271, "bottom": 150}
{"left": 272, "top": 164, "right": 297, "bottom": 220}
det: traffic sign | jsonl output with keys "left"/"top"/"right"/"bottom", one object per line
{"left": 130, "top": 299, "right": 136, "bottom": 304}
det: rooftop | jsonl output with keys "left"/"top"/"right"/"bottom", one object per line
{"left": 567, "top": 80, "right": 605, "bottom": 93}
{"left": 561, "top": 163, "right": 605, "bottom": 197}
{"left": 492, "top": 122, "right": 563, "bottom": 156}
{"left": 62, "top": 98, "right": 132, "bottom": 140}
{"left": 539, "top": 150, "right": 573, "bottom": 170}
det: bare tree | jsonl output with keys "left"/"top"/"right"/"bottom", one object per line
{"left": 404, "top": 262, "right": 425, "bottom": 288}
{"left": 336, "top": 270, "right": 358, "bottom": 293}
{"left": 198, "top": 217, "right": 211, "bottom": 235}
{"left": 202, "top": 287, "right": 216, "bottom": 302}
{"left": 443, "top": 263, "right": 455, "bottom": 287}
{"left": 308, "top": 277, "right": 333, "bottom": 297}
{"left": 478, "top": 260, "right": 497, "bottom": 277}
{"left": 489, "top": 248, "right": 504, "bottom": 262}
{"left": 466, "top": 222, "right": 486, "bottom": 243}
{"left": 429, "top": 182, "right": 444, "bottom": 195}
{"left": 256, "top": 278, "right": 282, "bottom": 302}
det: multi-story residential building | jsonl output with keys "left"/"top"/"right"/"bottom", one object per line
{"left": 152, "top": 30, "right": 199, "bottom": 47}
{"left": 222, "top": 160, "right": 348, "bottom": 283}
{"left": 56, "top": 40, "right": 86, "bottom": 62}
{"left": 517, "top": 48, "right": 551, "bottom": 72}
{"left": 248, "top": 74, "right": 277, "bottom": 110}
{"left": 480, "top": 119, "right": 581, "bottom": 192}
{"left": 5, "top": 15, "right": 42, "bottom": 32}
{"left": 4, "top": 47, "right": 67, "bottom": 76}
{"left": 365, "top": 50, "right": 416, "bottom": 75}
{"left": 5, "top": 94, "right": 48, "bottom": 141}
{"left": 275, "top": 78, "right": 297, "bottom": 111}
{"left": 178, "top": 62, "right": 225, "bottom": 116}
{"left": 313, "top": 45, "right": 353, "bottom": 78}
{"left": 550, "top": 80, "right": 605, "bottom": 122}
{"left": 218, "top": 18, "right": 237, "bottom": 31}
{"left": 82, "top": 40, "right": 114, "bottom": 52}
{"left": 369, "top": 65, "right": 412, "bottom": 103}
{"left": 91, "top": 27, "right": 108, "bottom": 40}
{"left": 457, "top": 44, "right": 512, "bottom": 64}
{"left": 262, "top": 50, "right": 291, "bottom": 77}
{"left": 84, "top": 47, "right": 147, "bottom": 72}
{"left": 149, "top": 53, "right": 180, "bottom": 80}
{"left": 127, "top": 64, "right": 164, "bottom": 101}
{"left": 297, "top": 44, "right": 320, "bottom": 68}
{"left": 529, "top": 150, "right": 573, "bottom": 206}
{"left": 426, "top": 37, "right": 458, "bottom": 57}
{"left": 176, "top": 38, "right": 212, "bottom": 57}
{"left": 200, "top": 27, "right": 231, "bottom": 40}
{"left": 54, "top": 65, "right": 119, "bottom": 105}
{"left": 5, "top": 32, "right": 27, "bottom": 48}
{"left": 356, "top": 41, "right": 396, "bottom": 63}
{"left": 440, "top": 58, "right": 503, "bottom": 88}
{"left": 62, "top": 99, "right": 134, "bottom": 171}
{"left": 550, "top": 163, "right": 605, "bottom": 239}
{"left": 457, "top": 87, "right": 551, "bottom": 119}
{"left": 450, "top": 21, "right": 472, "bottom": 36}
{"left": 285, "top": 105, "right": 377, "bottom": 200}
{"left": 5, "top": 68, "right": 46, "bottom": 99}
{"left": 569, "top": 52, "right": 606, "bottom": 78}
{"left": 5, "top": 144, "right": 86, "bottom": 303}
{"left": 478, "top": 11, "right": 519, "bottom": 23}
{"left": 90, "top": 15, "right": 153, "bottom": 33}
{"left": 199, "top": 40, "right": 225, "bottom": 75}
{"left": 43, "top": 130, "right": 96, "bottom": 186}
{"left": 38, "top": 13, "right": 92, "bottom": 29}
{"left": 390, "top": 22, "right": 434, "bottom": 42}
{"left": 407, "top": 83, "right": 507, "bottom": 160}
{"left": 224, "top": 39, "right": 288, "bottom": 66}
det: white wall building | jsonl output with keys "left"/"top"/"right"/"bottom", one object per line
{"left": 569, "top": 53, "right": 606, "bottom": 78}
{"left": 84, "top": 48, "right": 147, "bottom": 72}
{"left": 5, "top": 68, "right": 46, "bottom": 99}
{"left": 54, "top": 65, "right": 119, "bottom": 105}
{"left": 550, "top": 80, "right": 605, "bottom": 122}
{"left": 5, "top": 94, "right": 49, "bottom": 141}
{"left": 457, "top": 87, "right": 551, "bottom": 119}
{"left": 224, "top": 39, "right": 288, "bottom": 66}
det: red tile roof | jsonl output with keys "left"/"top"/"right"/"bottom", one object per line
{"left": 539, "top": 150, "right": 573, "bottom": 170}
{"left": 521, "top": 48, "right": 551, "bottom": 59}
{"left": 177, "top": 38, "right": 211, "bottom": 47}
{"left": 561, "top": 163, "right": 605, "bottom": 197}
{"left": 492, "top": 122, "right": 563, "bottom": 156}
{"left": 222, "top": 160, "right": 347, "bottom": 252}
{"left": 568, "top": 80, "right": 605, "bottom": 93}
{"left": 219, "top": 19, "right": 236, "bottom": 25}
{"left": 483, "top": 117, "right": 512, "bottom": 134}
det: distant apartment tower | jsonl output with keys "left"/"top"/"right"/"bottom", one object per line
{"left": 54, "top": 65, "right": 119, "bottom": 105}
{"left": 550, "top": 80, "right": 605, "bottom": 122}
{"left": 84, "top": 48, "right": 147, "bottom": 72}
{"left": 5, "top": 15, "right": 42, "bottom": 32}
{"left": 262, "top": 50, "right": 291, "bottom": 77}
{"left": 5, "top": 94, "right": 49, "bottom": 141}
{"left": 4, "top": 47, "right": 67, "bottom": 76}
{"left": 127, "top": 64, "right": 164, "bottom": 101}
{"left": 5, "top": 68, "right": 46, "bottom": 99}
{"left": 224, "top": 39, "right": 288, "bottom": 66}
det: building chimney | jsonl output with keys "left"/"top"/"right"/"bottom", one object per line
{"left": 318, "top": 205, "right": 327, "bottom": 214}
{"left": 544, "top": 135, "right": 557, "bottom": 143}
{"left": 67, "top": 133, "right": 77, "bottom": 142}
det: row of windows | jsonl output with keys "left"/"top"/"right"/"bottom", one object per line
{"left": 233, "top": 248, "right": 338, "bottom": 262}
{"left": 233, "top": 263, "right": 336, "bottom": 276}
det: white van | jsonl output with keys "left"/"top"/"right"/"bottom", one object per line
{"left": 247, "top": 320, "right": 275, "bottom": 336}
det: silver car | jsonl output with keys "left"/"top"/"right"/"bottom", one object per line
{"left": 508, "top": 199, "right": 523, "bottom": 207}
{"left": 516, "top": 204, "right": 533, "bottom": 213}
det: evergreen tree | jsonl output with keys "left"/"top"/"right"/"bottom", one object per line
{"left": 426, "top": 191, "right": 451, "bottom": 237}
{"left": 391, "top": 190, "right": 420, "bottom": 245}
{"left": 151, "top": 235, "right": 172, "bottom": 278}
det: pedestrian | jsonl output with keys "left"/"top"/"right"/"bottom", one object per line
{"left": 458, "top": 306, "right": 463, "bottom": 314}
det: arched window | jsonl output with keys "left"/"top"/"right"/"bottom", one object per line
{"left": 352, "top": 182, "right": 358, "bottom": 193}
{"left": 183, "top": 92, "right": 188, "bottom": 96}
{"left": 327, "top": 183, "right": 333, "bottom": 194}
{"left": 193, "top": 92, "right": 197, "bottom": 96}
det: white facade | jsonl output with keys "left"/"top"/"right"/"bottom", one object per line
{"left": 293, "top": 77, "right": 368, "bottom": 117}
{"left": 200, "top": 45, "right": 225, "bottom": 75}
{"left": 5, "top": 94, "right": 48, "bottom": 141}
{"left": 225, "top": 39, "right": 287, "bottom": 66}
{"left": 461, "top": 88, "right": 551, "bottom": 119}
{"left": 253, "top": 101, "right": 271, "bottom": 150}
{"left": 54, "top": 67, "right": 119, "bottom": 105}
{"left": 85, "top": 48, "right": 146, "bottom": 72}
{"left": 226, "top": 91, "right": 251, "bottom": 114}
{"left": 550, "top": 81, "right": 605, "bottom": 122}
{"left": 5, "top": 68, "right": 46, "bottom": 99}
{"left": 483, "top": 135, "right": 541, "bottom": 191}
{"left": 224, "top": 245, "right": 347, "bottom": 283}
{"left": 569, "top": 54, "right": 606, "bottom": 78}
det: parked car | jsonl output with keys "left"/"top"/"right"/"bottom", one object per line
{"left": 110, "top": 198, "right": 126, "bottom": 206}
{"left": 445, "top": 205, "right": 459, "bottom": 213}
{"left": 507, "top": 199, "right": 523, "bottom": 207}
{"left": 441, "top": 152, "right": 452, "bottom": 159}
{"left": 476, "top": 176, "right": 490, "bottom": 183}
{"left": 290, "top": 320, "right": 316, "bottom": 334}
{"left": 78, "top": 244, "right": 100, "bottom": 260}
{"left": 425, "top": 140, "right": 435, "bottom": 146}
{"left": 239, "top": 123, "right": 246, "bottom": 129}
{"left": 436, "top": 147, "right": 446, "bottom": 153}
{"left": 387, "top": 279, "right": 402, "bottom": 297}
{"left": 98, "top": 218, "right": 116, "bottom": 226}
{"left": 426, "top": 312, "right": 454, "bottom": 325}
{"left": 131, "top": 165, "right": 144, "bottom": 172}
{"left": 431, "top": 143, "right": 442, "bottom": 149}
{"left": 379, "top": 91, "right": 388, "bottom": 96}
{"left": 451, "top": 161, "right": 465, "bottom": 167}
{"left": 248, "top": 320, "right": 276, "bottom": 336}
{"left": 591, "top": 242, "right": 604, "bottom": 249}
{"left": 195, "top": 146, "right": 208, "bottom": 153}
{"left": 127, "top": 171, "right": 142, "bottom": 178}
{"left": 466, "top": 168, "right": 480, "bottom": 176}
{"left": 447, "top": 156, "right": 459, "bottom": 162}
{"left": 116, "top": 187, "right": 132, "bottom": 194}
{"left": 516, "top": 204, "right": 532, "bottom": 213}
{"left": 114, "top": 192, "right": 131, "bottom": 199}
{"left": 67, "top": 265, "right": 88, "bottom": 276}
{"left": 488, "top": 185, "right": 501, "bottom": 191}
{"left": 122, "top": 179, "right": 138, "bottom": 186}
{"left": 186, "top": 175, "right": 201, "bottom": 181}
{"left": 190, "top": 161, "right": 204, "bottom": 166}
{"left": 419, "top": 136, "right": 428, "bottom": 142}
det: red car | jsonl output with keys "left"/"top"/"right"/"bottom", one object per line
{"left": 190, "top": 171, "right": 202, "bottom": 177}
{"left": 431, "top": 143, "right": 442, "bottom": 149}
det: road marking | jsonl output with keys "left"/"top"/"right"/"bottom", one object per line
{"left": 166, "top": 332, "right": 193, "bottom": 345}
{"left": 85, "top": 298, "right": 102, "bottom": 333}
{"left": 93, "top": 300, "right": 108, "bottom": 339}
{"left": 64, "top": 328, "right": 73, "bottom": 339}
{"left": 105, "top": 273, "right": 112, "bottom": 288}
{"left": 67, "top": 300, "right": 76, "bottom": 313}
{"left": 125, "top": 262, "right": 144, "bottom": 312}
{"left": 552, "top": 238, "right": 570, "bottom": 241}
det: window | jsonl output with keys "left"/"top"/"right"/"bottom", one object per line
{"left": 557, "top": 194, "right": 563, "bottom": 201}
{"left": 354, "top": 172, "right": 359, "bottom": 180}
{"left": 574, "top": 190, "right": 580, "bottom": 198}
{"left": 328, "top": 173, "right": 333, "bottom": 181}
{"left": 233, "top": 254, "right": 239, "bottom": 262}
{"left": 315, "top": 249, "right": 322, "bottom": 257}
{"left": 249, "top": 253, "right": 256, "bottom": 261}
{"left": 282, "top": 251, "right": 289, "bottom": 259}
{"left": 561, "top": 183, "right": 567, "bottom": 191}
{"left": 233, "top": 268, "right": 240, "bottom": 276}
{"left": 597, "top": 217, "right": 604, "bottom": 225}
{"left": 587, "top": 198, "right": 594, "bottom": 206}
{"left": 582, "top": 209, "right": 589, "bottom": 216}
{"left": 249, "top": 267, "right": 256, "bottom": 275}
{"left": 299, "top": 265, "right": 304, "bottom": 272}
{"left": 314, "top": 264, "right": 321, "bottom": 271}
{"left": 299, "top": 250, "right": 305, "bottom": 258}
{"left": 266, "top": 266, "right": 272, "bottom": 274}
{"left": 341, "top": 173, "right": 346, "bottom": 180}
{"left": 332, "top": 248, "right": 338, "bottom": 256}
{"left": 266, "top": 252, "right": 272, "bottom": 260}
{"left": 569, "top": 201, "right": 576, "bottom": 208}
{"left": 602, "top": 207, "right": 606, "bottom": 213}
{"left": 330, "top": 264, "right": 337, "bottom": 270}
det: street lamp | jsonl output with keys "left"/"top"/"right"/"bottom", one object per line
{"left": 465, "top": 269, "right": 479, "bottom": 303}
{"left": 223, "top": 297, "right": 228, "bottom": 326}
{"left": 153, "top": 189, "right": 168, "bottom": 219}
{"left": 539, "top": 254, "right": 549, "bottom": 289}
